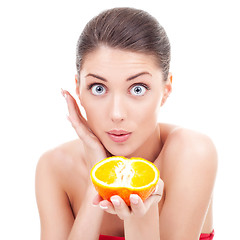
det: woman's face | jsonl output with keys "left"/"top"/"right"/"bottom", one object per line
{"left": 77, "top": 46, "right": 171, "bottom": 157}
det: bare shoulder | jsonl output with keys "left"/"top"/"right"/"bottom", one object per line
{"left": 160, "top": 125, "right": 218, "bottom": 186}
{"left": 158, "top": 125, "right": 218, "bottom": 237}
{"left": 36, "top": 139, "right": 86, "bottom": 188}
{"left": 35, "top": 140, "right": 85, "bottom": 238}
{"left": 165, "top": 126, "right": 218, "bottom": 162}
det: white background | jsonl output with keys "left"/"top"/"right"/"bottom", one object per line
{"left": 0, "top": 0, "right": 239, "bottom": 239}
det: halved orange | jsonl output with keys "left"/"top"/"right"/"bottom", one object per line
{"left": 90, "top": 156, "right": 160, "bottom": 206}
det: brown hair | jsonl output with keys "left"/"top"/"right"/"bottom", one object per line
{"left": 76, "top": 7, "right": 171, "bottom": 81}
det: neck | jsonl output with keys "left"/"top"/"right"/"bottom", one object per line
{"left": 126, "top": 124, "right": 162, "bottom": 162}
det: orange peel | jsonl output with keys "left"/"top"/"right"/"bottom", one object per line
{"left": 90, "top": 156, "right": 160, "bottom": 206}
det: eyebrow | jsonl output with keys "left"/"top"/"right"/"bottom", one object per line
{"left": 85, "top": 72, "right": 152, "bottom": 82}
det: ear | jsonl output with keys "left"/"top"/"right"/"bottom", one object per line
{"left": 75, "top": 74, "right": 81, "bottom": 99}
{"left": 161, "top": 73, "right": 172, "bottom": 106}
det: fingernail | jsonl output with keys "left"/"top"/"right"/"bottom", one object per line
{"left": 99, "top": 204, "right": 108, "bottom": 210}
{"left": 130, "top": 194, "right": 139, "bottom": 205}
{"left": 61, "top": 88, "right": 67, "bottom": 99}
{"left": 61, "top": 88, "right": 65, "bottom": 96}
{"left": 111, "top": 198, "right": 120, "bottom": 206}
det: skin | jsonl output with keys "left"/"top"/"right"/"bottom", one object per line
{"left": 35, "top": 46, "right": 218, "bottom": 240}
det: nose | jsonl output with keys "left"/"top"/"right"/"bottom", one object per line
{"left": 109, "top": 94, "right": 127, "bottom": 123}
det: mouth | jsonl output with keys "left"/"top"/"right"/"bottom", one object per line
{"left": 107, "top": 130, "right": 132, "bottom": 143}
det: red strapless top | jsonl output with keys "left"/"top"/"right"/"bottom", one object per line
{"left": 99, "top": 229, "right": 214, "bottom": 240}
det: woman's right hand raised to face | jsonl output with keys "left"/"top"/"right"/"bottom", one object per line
{"left": 61, "top": 89, "right": 108, "bottom": 173}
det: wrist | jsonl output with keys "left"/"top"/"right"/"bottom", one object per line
{"left": 69, "top": 184, "right": 104, "bottom": 239}
{"left": 124, "top": 205, "right": 160, "bottom": 240}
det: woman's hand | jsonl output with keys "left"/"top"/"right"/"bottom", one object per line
{"left": 61, "top": 89, "right": 108, "bottom": 172}
{"left": 93, "top": 178, "right": 164, "bottom": 220}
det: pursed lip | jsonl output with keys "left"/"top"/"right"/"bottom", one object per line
{"left": 108, "top": 129, "right": 131, "bottom": 135}
{"left": 107, "top": 129, "right": 132, "bottom": 143}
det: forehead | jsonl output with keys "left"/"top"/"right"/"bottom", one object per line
{"left": 80, "top": 46, "right": 162, "bottom": 78}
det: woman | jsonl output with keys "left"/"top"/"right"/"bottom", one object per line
{"left": 35, "top": 7, "right": 217, "bottom": 240}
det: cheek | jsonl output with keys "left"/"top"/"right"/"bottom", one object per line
{"left": 83, "top": 104, "right": 98, "bottom": 121}
{"left": 132, "top": 97, "right": 161, "bottom": 124}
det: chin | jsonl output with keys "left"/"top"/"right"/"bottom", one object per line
{"left": 105, "top": 144, "right": 139, "bottom": 158}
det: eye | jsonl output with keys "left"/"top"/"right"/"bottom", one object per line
{"left": 130, "top": 84, "right": 148, "bottom": 96}
{"left": 91, "top": 84, "right": 106, "bottom": 95}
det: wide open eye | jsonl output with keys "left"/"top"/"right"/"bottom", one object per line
{"left": 91, "top": 84, "right": 106, "bottom": 96}
{"left": 130, "top": 85, "right": 147, "bottom": 96}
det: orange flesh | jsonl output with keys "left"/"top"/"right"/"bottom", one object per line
{"left": 94, "top": 159, "right": 155, "bottom": 188}
{"left": 131, "top": 161, "right": 155, "bottom": 187}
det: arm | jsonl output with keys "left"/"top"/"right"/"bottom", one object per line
{"left": 68, "top": 185, "right": 104, "bottom": 240}
{"left": 159, "top": 129, "right": 218, "bottom": 240}
{"left": 36, "top": 152, "right": 105, "bottom": 240}
{"left": 35, "top": 153, "right": 74, "bottom": 239}
{"left": 124, "top": 204, "right": 160, "bottom": 240}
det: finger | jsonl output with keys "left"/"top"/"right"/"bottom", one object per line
{"left": 61, "top": 89, "right": 90, "bottom": 139}
{"left": 144, "top": 178, "right": 164, "bottom": 210}
{"left": 143, "top": 193, "right": 162, "bottom": 210}
{"left": 110, "top": 195, "right": 131, "bottom": 220}
{"left": 99, "top": 200, "right": 116, "bottom": 215}
{"left": 61, "top": 89, "right": 87, "bottom": 126}
{"left": 92, "top": 194, "right": 103, "bottom": 206}
{"left": 129, "top": 194, "right": 146, "bottom": 217}
{"left": 63, "top": 91, "right": 99, "bottom": 144}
